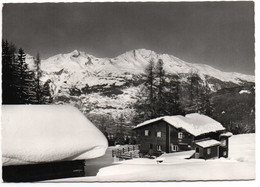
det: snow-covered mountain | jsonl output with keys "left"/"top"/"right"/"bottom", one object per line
{"left": 38, "top": 48, "right": 254, "bottom": 87}
{"left": 25, "top": 49, "right": 255, "bottom": 132}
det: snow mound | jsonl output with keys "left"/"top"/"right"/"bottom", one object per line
{"left": 2, "top": 105, "right": 108, "bottom": 166}
{"left": 239, "top": 90, "right": 251, "bottom": 94}
{"left": 159, "top": 150, "right": 195, "bottom": 160}
{"left": 134, "top": 113, "right": 225, "bottom": 136}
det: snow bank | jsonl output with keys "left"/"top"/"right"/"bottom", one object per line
{"left": 2, "top": 105, "right": 108, "bottom": 166}
{"left": 49, "top": 133, "right": 255, "bottom": 182}
{"left": 229, "top": 133, "right": 255, "bottom": 162}
{"left": 134, "top": 113, "right": 225, "bottom": 136}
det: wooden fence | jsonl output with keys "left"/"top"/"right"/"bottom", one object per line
{"left": 112, "top": 145, "right": 140, "bottom": 160}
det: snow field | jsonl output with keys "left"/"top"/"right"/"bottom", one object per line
{"left": 95, "top": 134, "right": 255, "bottom": 181}
{"left": 50, "top": 133, "right": 255, "bottom": 182}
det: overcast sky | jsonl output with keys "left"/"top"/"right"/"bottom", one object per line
{"left": 2, "top": 2, "right": 255, "bottom": 75}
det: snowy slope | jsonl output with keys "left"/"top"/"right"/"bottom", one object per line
{"left": 2, "top": 105, "right": 108, "bottom": 166}
{"left": 33, "top": 48, "right": 254, "bottom": 104}
{"left": 39, "top": 48, "right": 254, "bottom": 85}
{"left": 49, "top": 133, "right": 255, "bottom": 182}
{"left": 24, "top": 49, "right": 255, "bottom": 128}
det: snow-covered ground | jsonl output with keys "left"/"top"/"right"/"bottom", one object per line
{"left": 50, "top": 133, "right": 255, "bottom": 182}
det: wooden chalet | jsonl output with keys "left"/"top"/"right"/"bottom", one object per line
{"left": 133, "top": 113, "right": 232, "bottom": 159}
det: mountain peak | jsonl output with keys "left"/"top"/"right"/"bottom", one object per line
{"left": 71, "top": 49, "right": 80, "bottom": 57}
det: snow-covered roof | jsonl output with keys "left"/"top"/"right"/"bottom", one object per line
{"left": 134, "top": 113, "right": 225, "bottom": 136}
{"left": 195, "top": 139, "right": 221, "bottom": 148}
{"left": 2, "top": 105, "right": 108, "bottom": 166}
{"left": 220, "top": 132, "right": 233, "bottom": 137}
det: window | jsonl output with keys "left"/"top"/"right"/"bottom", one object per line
{"left": 178, "top": 132, "right": 183, "bottom": 139}
{"left": 149, "top": 144, "right": 153, "bottom": 149}
{"left": 145, "top": 130, "right": 149, "bottom": 136}
{"left": 171, "top": 144, "right": 179, "bottom": 152}
{"left": 207, "top": 148, "right": 211, "bottom": 155}
{"left": 157, "top": 131, "right": 162, "bottom": 138}
{"left": 221, "top": 139, "right": 226, "bottom": 146}
{"left": 157, "top": 145, "right": 162, "bottom": 151}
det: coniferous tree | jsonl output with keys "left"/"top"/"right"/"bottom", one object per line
{"left": 155, "top": 59, "right": 166, "bottom": 116}
{"left": 165, "top": 74, "right": 184, "bottom": 115}
{"left": 33, "top": 52, "right": 53, "bottom": 104}
{"left": 186, "top": 71, "right": 202, "bottom": 113}
{"left": 199, "top": 82, "right": 213, "bottom": 116}
{"left": 2, "top": 41, "right": 51, "bottom": 104}
{"left": 144, "top": 59, "right": 157, "bottom": 118}
{"left": 35, "top": 52, "right": 42, "bottom": 103}
{"left": 2, "top": 40, "right": 18, "bottom": 104}
{"left": 115, "top": 113, "right": 125, "bottom": 145}
{"left": 15, "top": 48, "right": 29, "bottom": 103}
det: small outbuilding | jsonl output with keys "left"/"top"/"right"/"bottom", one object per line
{"left": 194, "top": 139, "right": 221, "bottom": 159}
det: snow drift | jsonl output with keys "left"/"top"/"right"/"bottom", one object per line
{"left": 2, "top": 105, "right": 108, "bottom": 166}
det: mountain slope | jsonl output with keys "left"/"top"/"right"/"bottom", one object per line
{"left": 25, "top": 49, "right": 255, "bottom": 135}
{"left": 40, "top": 48, "right": 254, "bottom": 85}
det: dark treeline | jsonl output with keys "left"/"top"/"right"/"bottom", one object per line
{"left": 132, "top": 59, "right": 212, "bottom": 125}
{"left": 132, "top": 59, "right": 254, "bottom": 134}
{"left": 2, "top": 40, "right": 53, "bottom": 104}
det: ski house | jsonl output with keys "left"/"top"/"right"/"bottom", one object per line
{"left": 2, "top": 105, "right": 108, "bottom": 182}
{"left": 133, "top": 113, "right": 232, "bottom": 159}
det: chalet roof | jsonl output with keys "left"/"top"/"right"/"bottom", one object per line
{"left": 133, "top": 113, "right": 225, "bottom": 136}
{"left": 195, "top": 139, "right": 221, "bottom": 148}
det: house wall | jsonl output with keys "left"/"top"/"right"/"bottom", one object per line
{"left": 169, "top": 126, "right": 194, "bottom": 152}
{"left": 195, "top": 145, "right": 219, "bottom": 159}
{"left": 135, "top": 120, "right": 168, "bottom": 156}
{"left": 219, "top": 137, "right": 229, "bottom": 158}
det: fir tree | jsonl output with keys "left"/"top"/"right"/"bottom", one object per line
{"left": 199, "top": 82, "right": 213, "bottom": 116}
{"left": 155, "top": 59, "right": 166, "bottom": 116}
{"left": 144, "top": 59, "right": 157, "bottom": 118}
{"left": 2, "top": 40, "right": 17, "bottom": 104}
{"left": 186, "top": 71, "right": 202, "bottom": 113}
{"left": 165, "top": 74, "right": 184, "bottom": 115}
{"left": 15, "top": 48, "right": 30, "bottom": 103}
{"left": 33, "top": 52, "right": 53, "bottom": 104}
{"left": 35, "top": 52, "right": 42, "bottom": 103}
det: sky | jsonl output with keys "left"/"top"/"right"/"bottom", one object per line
{"left": 2, "top": 1, "right": 255, "bottom": 75}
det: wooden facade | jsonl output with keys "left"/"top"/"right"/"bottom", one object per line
{"left": 194, "top": 144, "right": 219, "bottom": 159}
{"left": 134, "top": 118, "right": 231, "bottom": 160}
{"left": 2, "top": 160, "right": 85, "bottom": 182}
